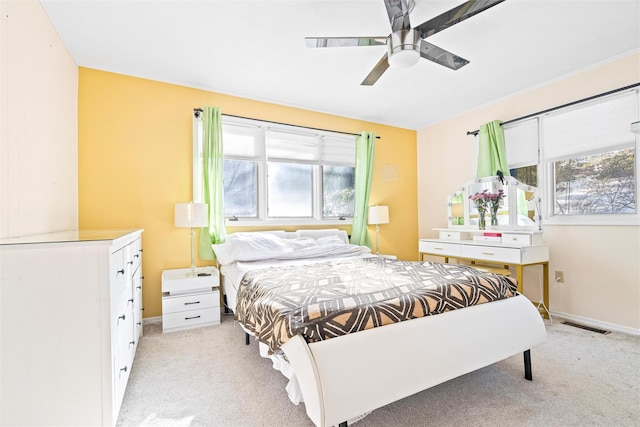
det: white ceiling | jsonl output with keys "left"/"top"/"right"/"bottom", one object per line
{"left": 40, "top": 0, "right": 640, "bottom": 130}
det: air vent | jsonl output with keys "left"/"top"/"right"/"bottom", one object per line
{"left": 562, "top": 321, "right": 610, "bottom": 335}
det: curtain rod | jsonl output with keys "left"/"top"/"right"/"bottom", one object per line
{"left": 466, "top": 82, "right": 640, "bottom": 136}
{"left": 193, "top": 108, "right": 381, "bottom": 140}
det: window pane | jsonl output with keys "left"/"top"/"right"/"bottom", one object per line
{"left": 267, "top": 162, "right": 312, "bottom": 217}
{"left": 223, "top": 159, "right": 258, "bottom": 217}
{"left": 510, "top": 165, "right": 538, "bottom": 187}
{"left": 323, "top": 166, "right": 355, "bottom": 218}
{"left": 553, "top": 147, "right": 636, "bottom": 215}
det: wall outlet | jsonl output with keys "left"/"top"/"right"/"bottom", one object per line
{"left": 555, "top": 270, "right": 565, "bottom": 283}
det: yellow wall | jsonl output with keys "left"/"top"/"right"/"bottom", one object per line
{"left": 417, "top": 52, "right": 640, "bottom": 332}
{"left": 78, "top": 68, "right": 417, "bottom": 318}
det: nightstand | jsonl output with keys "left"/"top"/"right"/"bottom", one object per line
{"left": 161, "top": 266, "right": 220, "bottom": 333}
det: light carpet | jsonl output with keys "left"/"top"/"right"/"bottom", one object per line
{"left": 117, "top": 313, "right": 640, "bottom": 427}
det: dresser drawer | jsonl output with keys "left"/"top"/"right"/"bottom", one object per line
{"left": 419, "top": 240, "right": 462, "bottom": 258}
{"left": 461, "top": 245, "right": 521, "bottom": 264}
{"left": 163, "top": 307, "right": 221, "bottom": 331}
{"left": 110, "top": 249, "right": 126, "bottom": 298}
{"left": 162, "top": 290, "right": 219, "bottom": 314}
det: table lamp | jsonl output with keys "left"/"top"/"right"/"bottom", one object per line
{"left": 175, "top": 202, "right": 209, "bottom": 276}
{"left": 368, "top": 205, "right": 389, "bottom": 255}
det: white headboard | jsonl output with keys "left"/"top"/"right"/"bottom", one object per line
{"left": 228, "top": 229, "right": 349, "bottom": 244}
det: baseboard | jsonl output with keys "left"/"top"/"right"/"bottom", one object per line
{"left": 143, "top": 316, "right": 162, "bottom": 326}
{"left": 549, "top": 310, "right": 639, "bottom": 336}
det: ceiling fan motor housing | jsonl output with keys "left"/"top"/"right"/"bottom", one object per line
{"left": 387, "top": 29, "right": 420, "bottom": 68}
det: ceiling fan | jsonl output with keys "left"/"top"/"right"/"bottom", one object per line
{"left": 305, "top": 0, "right": 506, "bottom": 86}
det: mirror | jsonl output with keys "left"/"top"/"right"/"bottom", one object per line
{"left": 447, "top": 188, "right": 465, "bottom": 227}
{"left": 447, "top": 176, "right": 541, "bottom": 231}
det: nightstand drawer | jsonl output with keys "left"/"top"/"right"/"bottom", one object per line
{"left": 162, "top": 290, "right": 219, "bottom": 314}
{"left": 163, "top": 307, "right": 221, "bottom": 331}
{"left": 162, "top": 267, "right": 219, "bottom": 294}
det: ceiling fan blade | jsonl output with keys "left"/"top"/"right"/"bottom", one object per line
{"left": 361, "top": 54, "right": 390, "bottom": 86}
{"left": 414, "top": 0, "right": 506, "bottom": 39}
{"left": 384, "top": 0, "right": 414, "bottom": 32}
{"left": 419, "top": 40, "right": 469, "bottom": 70}
{"left": 305, "top": 37, "right": 387, "bottom": 48}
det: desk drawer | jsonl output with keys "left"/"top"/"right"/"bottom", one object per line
{"left": 419, "top": 240, "right": 462, "bottom": 258}
{"left": 461, "top": 245, "right": 521, "bottom": 264}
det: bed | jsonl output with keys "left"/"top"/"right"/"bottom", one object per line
{"left": 214, "top": 229, "right": 546, "bottom": 427}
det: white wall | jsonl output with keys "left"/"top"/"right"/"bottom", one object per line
{"left": 0, "top": 0, "right": 78, "bottom": 239}
{"left": 417, "top": 52, "right": 640, "bottom": 333}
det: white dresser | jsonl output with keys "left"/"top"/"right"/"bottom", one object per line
{"left": 0, "top": 229, "right": 143, "bottom": 426}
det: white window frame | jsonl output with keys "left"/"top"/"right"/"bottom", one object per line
{"left": 193, "top": 114, "right": 356, "bottom": 227}
{"left": 503, "top": 88, "right": 640, "bottom": 226}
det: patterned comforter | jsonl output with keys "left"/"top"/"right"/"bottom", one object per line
{"left": 235, "top": 257, "right": 518, "bottom": 354}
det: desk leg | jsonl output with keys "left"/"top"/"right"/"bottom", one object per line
{"left": 515, "top": 265, "right": 524, "bottom": 294}
{"left": 542, "top": 262, "right": 550, "bottom": 319}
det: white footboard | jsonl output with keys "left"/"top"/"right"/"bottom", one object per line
{"left": 282, "top": 295, "right": 546, "bottom": 427}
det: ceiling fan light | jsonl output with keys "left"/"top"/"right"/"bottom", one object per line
{"left": 388, "top": 49, "right": 420, "bottom": 68}
{"left": 387, "top": 29, "right": 421, "bottom": 69}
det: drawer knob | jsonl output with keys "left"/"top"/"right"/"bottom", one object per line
{"left": 129, "top": 340, "right": 135, "bottom": 347}
{"left": 117, "top": 314, "right": 126, "bottom": 323}
{"left": 128, "top": 261, "right": 134, "bottom": 265}
{"left": 185, "top": 315, "right": 201, "bottom": 320}
{"left": 116, "top": 269, "right": 125, "bottom": 275}
{"left": 120, "top": 366, "right": 128, "bottom": 374}
{"left": 128, "top": 298, "right": 134, "bottom": 304}
{"left": 184, "top": 301, "right": 200, "bottom": 305}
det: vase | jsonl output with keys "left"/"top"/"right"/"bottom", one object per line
{"left": 478, "top": 209, "right": 486, "bottom": 230}
{"left": 490, "top": 208, "right": 499, "bottom": 227}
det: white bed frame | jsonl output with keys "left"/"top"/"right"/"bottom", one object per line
{"left": 218, "top": 230, "right": 546, "bottom": 427}
{"left": 282, "top": 295, "right": 545, "bottom": 427}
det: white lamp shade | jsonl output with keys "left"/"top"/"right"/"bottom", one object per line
{"left": 368, "top": 205, "right": 389, "bottom": 225}
{"left": 175, "top": 203, "right": 209, "bottom": 228}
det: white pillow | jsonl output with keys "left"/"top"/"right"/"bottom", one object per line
{"left": 296, "top": 229, "right": 349, "bottom": 244}
{"left": 213, "top": 233, "right": 291, "bottom": 265}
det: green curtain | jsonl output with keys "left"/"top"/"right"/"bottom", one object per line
{"left": 476, "top": 120, "right": 528, "bottom": 215}
{"left": 476, "top": 120, "right": 510, "bottom": 178}
{"left": 198, "top": 106, "right": 227, "bottom": 260}
{"left": 349, "top": 131, "right": 376, "bottom": 248}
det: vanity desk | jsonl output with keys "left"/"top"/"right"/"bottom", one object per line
{"left": 419, "top": 230, "right": 549, "bottom": 318}
{"left": 423, "top": 175, "right": 550, "bottom": 318}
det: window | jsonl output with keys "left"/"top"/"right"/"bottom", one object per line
{"left": 503, "top": 88, "right": 639, "bottom": 225}
{"left": 194, "top": 115, "right": 356, "bottom": 225}
{"left": 552, "top": 147, "right": 635, "bottom": 215}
